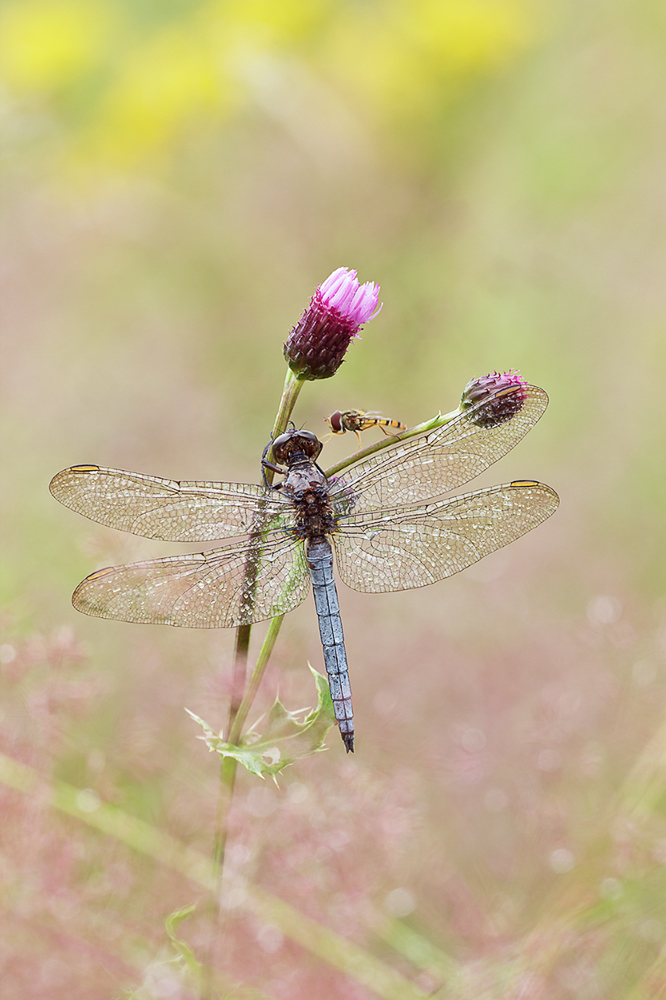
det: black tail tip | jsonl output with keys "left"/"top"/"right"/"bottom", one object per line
{"left": 342, "top": 734, "right": 355, "bottom": 753}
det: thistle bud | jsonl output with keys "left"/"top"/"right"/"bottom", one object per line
{"left": 284, "top": 267, "right": 380, "bottom": 381}
{"left": 460, "top": 370, "right": 528, "bottom": 427}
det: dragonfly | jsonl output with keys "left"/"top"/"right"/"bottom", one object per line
{"left": 325, "top": 409, "right": 406, "bottom": 447}
{"left": 50, "top": 383, "right": 558, "bottom": 753}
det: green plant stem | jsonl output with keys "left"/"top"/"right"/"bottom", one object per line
{"left": 229, "top": 614, "right": 285, "bottom": 744}
{"left": 205, "top": 376, "right": 444, "bottom": 994}
{"left": 323, "top": 406, "right": 461, "bottom": 478}
{"left": 204, "top": 369, "right": 305, "bottom": 996}
{"left": 225, "top": 368, "right": 304, "bottom": 740}
{"left": 204, "top": 616, "right": 286, "bottom": 997}
{"left": 227, "top": 625, "right": 251, "bottom": 729}
{"left": 268, "top": 367, "right": 306, "bottom": 457}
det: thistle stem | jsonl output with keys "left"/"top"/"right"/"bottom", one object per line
{"left": 229, "top": 615, "right": 285, "bottom": 745}
{"left": 228, "top": 626, "right": 251, "bottom": 728}
{"left": 204, "top": 370, "right": 305, "bottom": 995}
{"left": 268, "top": 368, "right": 306, "bottom": 468}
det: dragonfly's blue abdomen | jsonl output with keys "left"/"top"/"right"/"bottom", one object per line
{"left": 306, "top": 535, "right": 354, "bottom": 752}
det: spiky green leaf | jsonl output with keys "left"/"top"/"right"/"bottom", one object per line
{"left": 187, "top": 667, "right": 336, "bottom": 779}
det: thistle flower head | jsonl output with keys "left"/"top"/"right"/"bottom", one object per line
{"left": 283, "top": 267, "right": 381, "bottom": 381}
{"left": 460, "top": 369, "right": 528, "bottom": 427}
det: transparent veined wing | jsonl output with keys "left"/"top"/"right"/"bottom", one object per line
{"left": 72, "top": 531, "right": 310, "bottom": 627}
{"left": 50, "top": 465, "right": 294, "bottom": 542}
{"left": 328, "top": 386, "right": 549, "bottom": 516}
{"left": 332, "top": 481, "right": 559, "bottom": 593}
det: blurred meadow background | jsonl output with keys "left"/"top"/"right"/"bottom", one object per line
{"left": 2, "top": 0, "right": 666, "bottom": 996}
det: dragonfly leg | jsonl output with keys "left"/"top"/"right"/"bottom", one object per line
{"left": 261, "top": 440, "right": 288, "bottom": 486}
{"left": 261, "top": 459, "right": 286, "bottom": 487}
{"left": 261, "top": 440, "right": 273, "bottom": 486}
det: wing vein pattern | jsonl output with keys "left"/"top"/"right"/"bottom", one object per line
{"left": 72, "top": 530, "right": 310, "bottom": 627}
{"left": 49, "top": 466, "right": 294, "bottom": 541}
{"left": 328, "top": 385, "right": 549, "bottom": 515}
{"left": 332, "top": 482, "right": 559, "bottom": 593}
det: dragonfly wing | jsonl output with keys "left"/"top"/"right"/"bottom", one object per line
{"left": 332, "top": 481, "right": 559, "bottom": 593}
{"left": 329, "top": 385, "right": 549, "bottom": 515}
{"left": 50, "top": 465, "right": 293, "bottom": 541}
{"left": 72, "top": 532, "right": 310, "bottom": 627}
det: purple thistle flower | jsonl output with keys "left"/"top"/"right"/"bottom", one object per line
{"left": 284, "top": 267, "right": 381, "bottom": 381}
{"left": 460, "top": 369, "right": 528, "bottom": 428}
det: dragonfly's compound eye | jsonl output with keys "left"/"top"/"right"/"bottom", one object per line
{"left": 273, "top": 429, "right": 323, "bottom": 464}
{"left": 272, "top": 432, "right": 294, "bottom": 464}
{"left": 295, "top": 430, "right": 323, "bottom": 459}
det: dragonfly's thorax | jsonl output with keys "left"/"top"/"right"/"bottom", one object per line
{"left": 281, "top": 463, "right": 337, "bottom": 540}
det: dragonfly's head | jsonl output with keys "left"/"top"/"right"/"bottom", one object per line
{"left": 273, "top": 429, "right": 323, "bottom": 466}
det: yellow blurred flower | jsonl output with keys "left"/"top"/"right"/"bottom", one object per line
{"left": 207, "top": 0, "right": 326, "bottom": 46}
{"left": 84, "top": 27, "right": 227, "bottom": 167}
{"left": 0, "top": 0, "right": 115, "bottom": 92}
{"left": 322, "top": 0, "right": 535, "bottom": 124}
{"left": 0, "top": 0, "right": 540, "bottom": 178}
